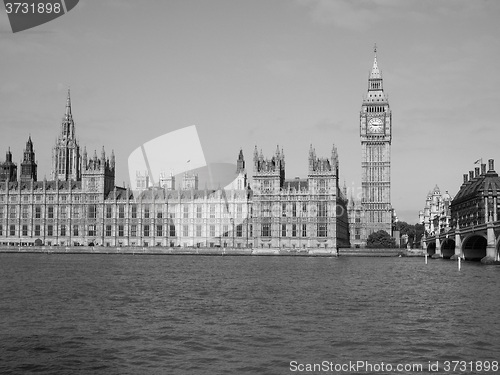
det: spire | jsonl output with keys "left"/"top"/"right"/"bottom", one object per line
{"left": 370, "top": 45, "right": 381, "bottom": 80}
{"left": 236, "top": 148, "right": 245, "bottom": 173}
{"left": 66, "top": 88, "right": 72, "bottom": 117}
{"left": 82, "top": 146, "right": 87, "bottom": 169}
{"left": 111, "top": 149, "right": 115, "bottom": 169}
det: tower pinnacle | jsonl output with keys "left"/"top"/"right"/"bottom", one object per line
{"left": 52, "top": 90, "right": 80, "bottom": 181}
{"left": 66, "top": 88, "right": 72, "bottom": 117}
{"left": 370, "top": 49, "right": 381, "bottom": 80}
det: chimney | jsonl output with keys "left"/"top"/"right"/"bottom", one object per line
{"left": 481, "top": 163, "right": 487, "bottom": 175}
{"left": 488, "top": 159, "right": 494, "bottom": 172}
{"left": 469, "top": 171, "right": 474, "bottom": 180}
{"left": 463, "top": 174, "right": 468, "bottom": 183}
{"left": 475, "top": 167, "right": 480, "bottom": 177}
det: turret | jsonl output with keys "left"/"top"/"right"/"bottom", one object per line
{"left": 253, "top": 145, "right": 259, "bottom": 171}
{"left": 236, "top": 148, "right": 245, "bottom": 173}
{"left": 82, "top": 146, "right": 87, "bottom": 170}
{"left": 234, "top": 149, "right": 247, "bottom": 190}
{"left": 0, "top": 148, "right": 17, "bottom": 183}
{"left": 20, "top": 136, "right": 37, "bottom": 182}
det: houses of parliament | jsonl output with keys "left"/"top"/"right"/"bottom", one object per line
{"left": 0, "top": 50, "right": 392, "bottom": 250}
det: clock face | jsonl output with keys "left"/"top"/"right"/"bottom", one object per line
{"left": 368, "top": 117, "right": 384, "bottom": 134}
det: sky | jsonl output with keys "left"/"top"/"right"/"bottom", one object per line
{"left": 1, "top": 0, "right": 500, "bottom": 223}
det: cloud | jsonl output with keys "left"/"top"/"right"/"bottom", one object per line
{"left": 296, "top": 0, "right": 499, "bottom": 31}
{"left": 266, "top": 59, "right": 303, "bottom": 77}
{"left": 0, "top": 82, "right": 21, "bottom": 95}
{"left": 312, "top": 118, "right": 351, "bottom": 134}
{"left": 295, "top": 0, "right": 405, "bottom": 31}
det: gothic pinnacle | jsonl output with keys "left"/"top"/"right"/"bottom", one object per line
{"left": 66, "top": 88, "right": 72, "bottom": 117}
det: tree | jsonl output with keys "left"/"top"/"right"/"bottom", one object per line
{"left": 366, "top": 230, "right": 396, "bottom": 248}
{"left": 414, "top": 223, "right": 425, "bottom": 247}
{"left": 394, "top": 221, "right": 422, "bottom": 248}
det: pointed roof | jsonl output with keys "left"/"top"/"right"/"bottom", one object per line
{"left": 25, "top": 135, "right": 33, "bottom": 152}
{"left": 65, "top": 88, "right": 72, "bottom": 117}
{"left": 370, "top": 44, "right": 381, "bottom": 79}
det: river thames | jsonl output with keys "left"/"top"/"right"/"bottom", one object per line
{"left": 0, "top": 254, "right": 499, "bottom": 374}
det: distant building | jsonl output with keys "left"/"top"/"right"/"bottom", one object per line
{"left": 419, "top": 185, "right": 452, "bottom": 235}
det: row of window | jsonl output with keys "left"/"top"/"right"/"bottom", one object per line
{"left": 0, "top": 224, "right": 246, "bottom": 238}
{"left": 0, "top": 194, "right": 94, "bottom": 203}
{"left": 261, "top": 223, "right": 327, "bottom": 237}
{"left": 366, "top": 106, "right": 385, "bottom": 113}
{"left": 260, "top": 202, "right": 329, "bottom": 217}
{"left": 0, "top": 203, "right": 246, "bottom": 220}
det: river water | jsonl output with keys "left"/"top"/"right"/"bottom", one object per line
{"left": 0, "top": 254, "right": 499, "bottom": 374}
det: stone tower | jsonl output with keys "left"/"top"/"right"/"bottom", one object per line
{"left": 360, "top": 46, "right": 393, "bottom": 237}
{"left": 0, "top": 148, "right": 17, "bottom": 182}
{"left": 20, "top": 136, "right": 37, "bottom": 182}
{"left": 81, "top": 146, "right": 115, "bottom": 196}
{"left": 51, "top": 89, "right": 81, "bottom": 181}
{"left": 252, "top": 145, "right": 285, "bottom": 194}
{"left": 181, "top": 172, "right": 198, "bottom": 190}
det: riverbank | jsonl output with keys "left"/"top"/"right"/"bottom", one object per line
{"left": 0, "top": 246, "right": 415, "bottom": 257}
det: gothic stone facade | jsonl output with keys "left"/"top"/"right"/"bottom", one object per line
{"left": 0, "top": 91, "right": 350, "bottom": 250}
{"left": 251, "top": 145, "right": 350, "bottom": 251}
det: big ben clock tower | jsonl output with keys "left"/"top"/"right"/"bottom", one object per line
{"left": 360, "top": 46, "right": 393, "bottom": 239}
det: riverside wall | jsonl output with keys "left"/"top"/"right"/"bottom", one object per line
{"left": 0, "top": 246, "right": 415, "bottom": 257}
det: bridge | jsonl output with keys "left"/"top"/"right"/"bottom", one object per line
{"left": 423, "top": 220, "right": 500, "bottom": 263}
{"left": 423, "top": 159, "right": 500, "bottom": 264}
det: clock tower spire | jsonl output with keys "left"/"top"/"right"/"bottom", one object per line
{"left": 359, "top": 46, "right": 393, "bottom": 242}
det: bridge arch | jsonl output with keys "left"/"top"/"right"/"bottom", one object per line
{"left": 496, "top": 235, "right": 500, "bottom": 261}
{"left": 441, "top": 239, "right": 455, "bottom": 259}
{"left": 426, "top": 242, "right": 436, "bottom": 256}
{"left": 462, "top": 234, "right": 487, "bottom": 261}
